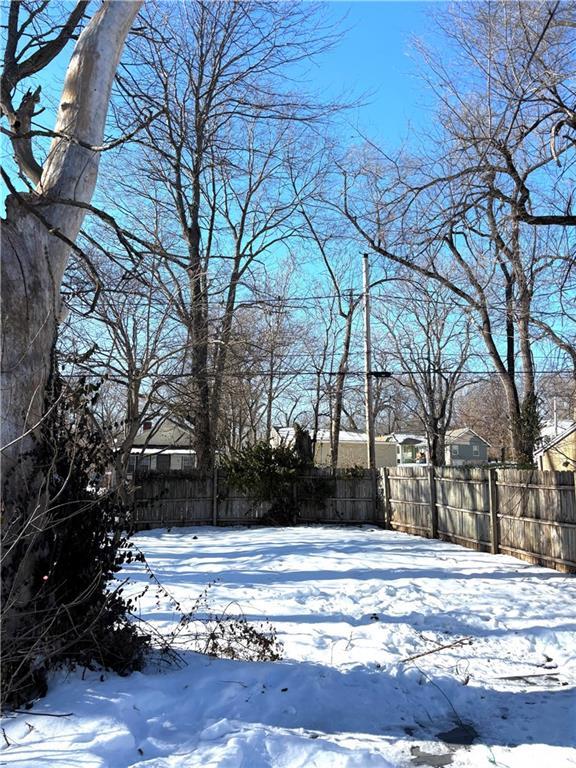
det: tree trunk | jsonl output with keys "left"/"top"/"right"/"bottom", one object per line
{"left": 427, "top": 417, "right": 446, "bottom": 467}
{"left": 1, "top": 0, "right": 141, "bottom": 691}
{"left": 210, "top": 264, "right": 242, "bottom": 449}
{"left": 1, "top": 0, "right": 142, "bottom": 486}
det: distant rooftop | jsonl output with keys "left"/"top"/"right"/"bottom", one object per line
{"left": 274, "top": 427, "right": 390, "bottom": 443}
{"left": 132, "top": 418, "right": 194, "bottom": 448}
{"left": 382, "top": 433, "right": 425, "bottom": 445}
{"left": 539, "top": 419, "right": 575, "bottom": 441}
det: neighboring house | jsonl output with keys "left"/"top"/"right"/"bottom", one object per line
{"left": 535, "top": 422, "right": 576, "bottom": 471}
{"left": 536, "top": 419, "right": 575, "bottom": 448}
{"left": 381, "top": 433, "right": 426, "bottom": 465}
{"left": 129, "top": 419, "right": 196, "bottom": 473}
{"left": 443, "top": 428, "right": 490, "bottom": 466}
{"left": 271, "top": 427, "right": 397, "bottom": 469}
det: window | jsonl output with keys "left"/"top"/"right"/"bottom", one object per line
{"left": 472, "top": 444, "right": 480, "bottom": 457}
{"left": 137, "top": 455, "right": 150, "bottom": 472}
{"left": 128, "top": 455, "right": 136, "bottom": 472}
{"left": 156, "top": 454, "right": 171, "bottom": 472}
{"left": 451, "top": 445, "right": 459, "bottom": 457}
{"left": 181, "top": 454, "right": 195, "bottom": 471}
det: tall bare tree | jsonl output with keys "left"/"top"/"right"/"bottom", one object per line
{"left": 112, "top": 0, "right": 337, "bottom": 472}
{"left": 339, "top": 0, "right": 575, "bottom": 464}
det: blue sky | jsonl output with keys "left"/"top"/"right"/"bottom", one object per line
{"left": 2, "top": 1, "right": 437, "bottom": 202}
{"left": 2, "top": 2, "right": 570, "bottom": 381}
{"left": 313, "top": 1, "right": 439, "bottom": 146}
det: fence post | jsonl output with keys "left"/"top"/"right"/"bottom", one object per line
{"left": 488, "top": 467, "right": 499, "bottom": 554}
{"left": 212, "top": 465, "right": 219, "bottom": 526}
{"left": 369, "top": 468, "right": 380, "bottom": 525}
{"left": 428, "top": 466, "right": 438, "bottom": 539}
{"left": 381, "top": 467, "right": 392, "bottom": 529}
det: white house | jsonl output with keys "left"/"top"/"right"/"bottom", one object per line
{"left": 381, "top": 433, "right": 427, "bottom": 465}
{"left": 129, "top": 419, "right": 196, "bottom": 473}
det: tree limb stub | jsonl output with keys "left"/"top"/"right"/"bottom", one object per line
{"left": 8, "top": 87, "right": 43, "bottom": 185}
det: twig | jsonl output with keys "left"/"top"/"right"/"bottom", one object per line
{"left": 495, "top": 672, "right": 560, "bottom": 681}
{"left": 0, "top": 108, "right": 162, "bottom": 152}
{"left": 413, "top": 664, "right": 464, "bottom": 726}
{"left": 219, "top": 680, "right": 248, "bottom": 687}
{"left": 401, "top": 636, "right": 473, "bottom": 663}
{"left": 11, "top": 710, "right": 73, "bottom": 717}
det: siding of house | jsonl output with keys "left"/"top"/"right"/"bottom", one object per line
{"left": 129, "top": 452, "right": 196, "bottom": 473}
{"left": 273, "top": 428, "right": 397, "bottom": 469}
{"left": 538, "top": 431, "right": 576, "bottom": 471}
{"left": 314, "top": 440, "right": 397, "bottom": 469}
{"left": 445, "top": 433, "right": 489, "bottom": 466}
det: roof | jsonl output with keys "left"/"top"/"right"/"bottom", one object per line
{"left": 132, "top": 418, "right": 194, "bottom": 448}
{"left": 539, "top": 419, "right": 575, "bottom": 441}
{"left": 274, "top": 427, "right": 390, "bottom": 444}
{"left": 445, "top": 428, "right": 490, "bottom": 445}
{"left": 534, "top": 421, "right": 576, "bottom": 456}
{"left": 382, "top": 433, "right": 426, "bottom": 445}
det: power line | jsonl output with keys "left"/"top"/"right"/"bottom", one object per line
{"left": 223, "top": 290, "right": 574, "bottom": 321}
{"left": 156, "top": 368, "right": 573, "bottom": 380}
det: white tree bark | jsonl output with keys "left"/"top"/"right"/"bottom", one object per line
{"left": 1, "top": 1, "right": 142, "bottom": 484}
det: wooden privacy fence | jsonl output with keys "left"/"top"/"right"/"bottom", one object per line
{"left": 130, "top": 466, "right": 575, "bottom": 573}
{"left": 131, "top": 468, "right": 376, "bottom": 529}
{"left": 381, "top": 466, "right": 576, "bottom": 573}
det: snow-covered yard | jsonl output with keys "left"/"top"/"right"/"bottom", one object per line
{"left": 2, "top": 525, "right": 575, "bottom": 768}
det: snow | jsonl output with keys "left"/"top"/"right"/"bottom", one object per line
{"left": 2, "top": 526, "right": 575, "bottom": 768}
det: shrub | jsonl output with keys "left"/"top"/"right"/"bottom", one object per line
{"left": 221, "top": 438, "right": 333, "bottom": 524}
{"left": 221, "top": 441, "right": 304, "bottom": 523}
{"left": 1, "top": 373, "right": 149, "bottom": 710}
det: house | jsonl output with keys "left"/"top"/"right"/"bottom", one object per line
{"left": 535, "top": 421, "right": 576, "bottom": 471}
{"left": 271, "top": 427, "right": 397, "bottom": 469}
{"left": 537, "top": 419, "right": 575, "bottom": 448}
{"left": 381, "top": 433, "right": 426, "bottom": 465}
{"left": 443, "top": 428, "right": 490, "bottom": 466}
{"left": 392, "top": 428, "right": 489, "bottom": 466}
{"left": 128, "top": 419, "right": 196, "bottom": 473}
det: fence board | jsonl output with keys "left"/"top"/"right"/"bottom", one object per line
{"left": 495, "top": 469, "right": 575, "bottom": 570}
{"left": 388, "top": 466, "right": 431, "bottom": 536}
{"left": 434, "top": 467, "right": 491, "bottom": 552}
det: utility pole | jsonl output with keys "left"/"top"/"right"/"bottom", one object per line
{"left": 363, "top": 253, "right": 377, "bottom": 471}
{"left": 363, "top": 253, "right": 379, "bottom": 521}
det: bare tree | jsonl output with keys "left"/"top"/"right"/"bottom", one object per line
{"left": 339, "top": 0, "right": 575, "bottom": 464}
{"left": 297, "top": 206, "right": 362, "bottom": 469}
{"left": 112, "top": 0, "right": 338, "bottom": 472}
{"left": 455, "top": 379, "right": 513, "bottom": 461}
{"left": 373, "top": 281, "right": 473, "bottom": 465}
{"left": 61, "top": 249, "right": 182, "bottom": 491}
